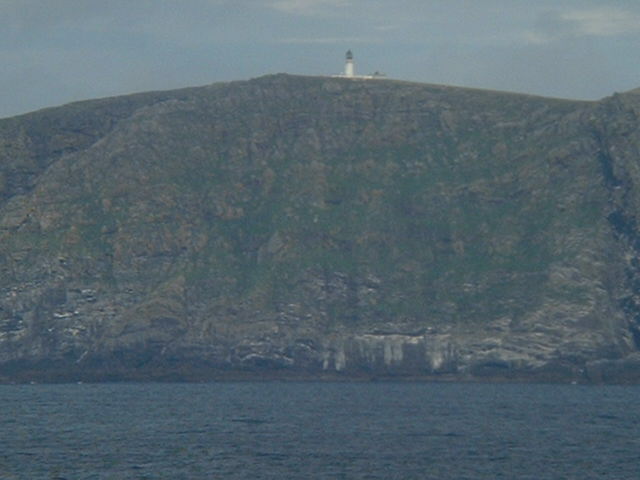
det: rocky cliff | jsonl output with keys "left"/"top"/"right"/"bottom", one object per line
{"left": 2, "top": 74, "right": 640, "bottom": 383}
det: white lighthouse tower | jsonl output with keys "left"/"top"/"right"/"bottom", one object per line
{"left": 345, "top": 50, "right": 355, "bottom": 78}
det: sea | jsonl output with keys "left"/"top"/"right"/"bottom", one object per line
{"left": 1, "top": 382, "right": 638, "bottom": 479}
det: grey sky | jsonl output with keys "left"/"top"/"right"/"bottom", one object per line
{"left": 2, "top": 0, "right": 640, "bottom": 118}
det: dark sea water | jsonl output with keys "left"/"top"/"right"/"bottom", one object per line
{"left": 1, "top": 382, "right": 639, "bottom": 479}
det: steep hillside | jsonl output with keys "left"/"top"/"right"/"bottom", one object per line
{"left": 1, "top": 74, "right": 640, "bottom": 382}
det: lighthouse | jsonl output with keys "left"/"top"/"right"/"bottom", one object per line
{"left": 345, "top": 50, "right": 354, "bottom": 78}
{"left": 331, "top": 50, "right": 383, "bottom": 79}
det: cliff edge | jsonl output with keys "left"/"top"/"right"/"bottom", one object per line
{"left": 2, "top": 75, "right": 640, "bottom": 383}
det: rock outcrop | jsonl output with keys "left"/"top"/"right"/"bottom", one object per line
{"left": 2, "top": 74, "right": 640, "bottom": 383}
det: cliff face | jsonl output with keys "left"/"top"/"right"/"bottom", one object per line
{"left": 2, "top": 74, "right": 640, "bottom": 382}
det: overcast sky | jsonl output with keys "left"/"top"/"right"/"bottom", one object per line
{"left": 2, "top": 0, "right": 640, "bottom": 118}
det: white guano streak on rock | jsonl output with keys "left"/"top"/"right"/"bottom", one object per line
{"left": 358, "top": 334, "right": 417, "bottom": 366}
{"left": 321, "top": 334, "right": 456, "bottom": 372}
{"left": 334, "top": 345, "right": 346, "bottom": 371}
